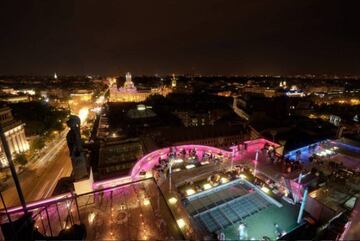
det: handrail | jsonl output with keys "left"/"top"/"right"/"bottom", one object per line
{"left": 0, "top": 177, "right": 153, "bottom": 215}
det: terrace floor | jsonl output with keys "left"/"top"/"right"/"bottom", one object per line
{"left": 180, "top": 177, "right": 301, "bottom": 240}
{"left": 2, "top": 139, "right": 308, "bottom": 240}
{"left": 222, "top": 199, "right": 300, "bottom": 240}
{"left": 78, "top": 178, "right": 182, "bottom": 240}
{"left": 1, "top": 178, "right": 184, "bottom": 240}
{"left": 285, "top": 139, "right": 360, "bottom": 169}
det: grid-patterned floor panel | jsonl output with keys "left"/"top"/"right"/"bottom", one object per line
{"left": 185, "top": 183, "right": 249, "bottom": 216}
{"left": 185, "top": 182, "right": 272, "bottom": 233}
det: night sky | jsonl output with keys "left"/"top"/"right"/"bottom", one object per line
{"left": 1, "top": 0, "right": 360, "bottom": 76}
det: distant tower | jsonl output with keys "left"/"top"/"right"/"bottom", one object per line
{"left": 171, "top": 73, "right": 177, "bottom": 88}
{"left": 280, "top": 81, "right": 287, "bottom": 88}
{"left": 123, "top": 72, "right": 136, "bottom": 89}
{"left": 54, "top": 73, "right": 58, "bottom": 80}
{"left": 126, "top": 72, "right": 131, "bottom": 82}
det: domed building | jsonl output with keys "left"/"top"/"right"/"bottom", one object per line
{"left": 109, "top": 72, "right": 147, "bottom": 102}
{"left": 109, "top": 72, "right": 172, "bottom": 102}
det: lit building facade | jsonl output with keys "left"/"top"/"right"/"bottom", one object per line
{"left": 109, "top": 72, "right": 172, "bottom": 102}
{"left": 68, "top": 90, "right": 94, "bottom": 123}
{"left": 70, "top": 90, "right": 93, "bottom": 102}
{"left": 0, "top": 107, "right": 29, "bottom": 168}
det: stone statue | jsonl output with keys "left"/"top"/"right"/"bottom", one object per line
{"left": 66, "top": 115, "right": 88, "bottom": 180}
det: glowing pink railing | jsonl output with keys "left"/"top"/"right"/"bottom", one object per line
{"left": 95, "top": 139, "right": 278, "bottom": 189}
{"left": 1, "top": 139, "right": 279, "bottom": 213}
{"left": 131, "top": 144, "right": 232, "bottom": 178}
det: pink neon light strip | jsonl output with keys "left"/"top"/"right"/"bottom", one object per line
{"left": 2, "top": 193, "right": 73, "bottom": 214}
{"left": 1, "top": 139, "right": 278, "bottom": 213}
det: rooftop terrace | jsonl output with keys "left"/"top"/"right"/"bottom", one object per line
{"left": 1, "top": 178, "right": 183, "bottom": 240}
{"left": 1, "top": 138, "right": 309, "bottom": 240}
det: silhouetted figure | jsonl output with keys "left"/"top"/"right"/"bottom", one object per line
{"left": 66, "top": 115, "right": 88, "bottom": 180}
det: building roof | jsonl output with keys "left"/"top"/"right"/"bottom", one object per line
{"left": 0, "top": 106, "right": 23, "bottom": 131}
{"left": 126, "top": 107, "right": 156, "bottom": 119}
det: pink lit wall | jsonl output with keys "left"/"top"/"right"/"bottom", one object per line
{"left": 0, "top": 139, "right": 279, "bottom": 214}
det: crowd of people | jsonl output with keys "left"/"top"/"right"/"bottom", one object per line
{"left": 152, "top": 146, "right": 224, "bottom": 181}
{"left": 260, "top": 143, "right": 304, "bottom": 174}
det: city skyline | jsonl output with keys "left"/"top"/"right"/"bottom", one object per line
{"left": 1, "top": 1, "right": 360, "bottom": 240}
{"left": 1, "top": 0, "right": 360, "bottom": 76}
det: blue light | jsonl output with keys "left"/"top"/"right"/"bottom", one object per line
{"left": 285, "top": 140, "right": 324, "bottom": 161}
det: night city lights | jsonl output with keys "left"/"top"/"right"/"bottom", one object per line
{"left": 0, "top": 1, "right": 360, "bottom": 240}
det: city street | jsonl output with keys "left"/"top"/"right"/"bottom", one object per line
{"left": 0, "top": 91, "right": 102, "bottom": 209}
{"left": 0, "top": 133, "right": 72, "bottom": 209}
